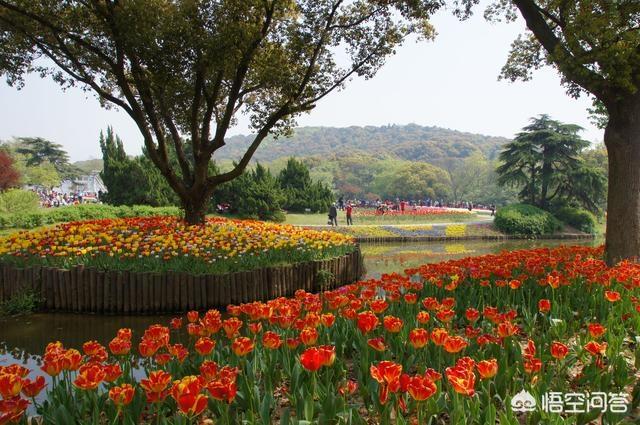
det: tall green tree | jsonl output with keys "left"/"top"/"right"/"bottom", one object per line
{"left": 277, "top": 158, "right": 333, "bottom": 213}
{"left": 0, "top": 0, "right": 441, "bottom": 224}
{"left": 99, "top": 127, "right": 177, "bottom": 206}
{"left": 473, "top": 0, "right": 640, "bottom": 264}
{"left": 12, "top": 137, "right": 78, "bottom": 178}
{"left": 497, "top": 115, "right": 601, "bottom": 212}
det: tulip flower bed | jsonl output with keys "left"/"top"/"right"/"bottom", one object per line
{"left": 0, "top": 216, "right": 355, "bottom": 274}
{"left": 351, "top": 208, "right": 475, "bottom": 224}
{"left": 2, "top": 245, "right": 639, "bottom": 424}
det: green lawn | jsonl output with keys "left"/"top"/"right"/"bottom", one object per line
{"left": 284, "top": 211, "right": 481, "bottom": 226}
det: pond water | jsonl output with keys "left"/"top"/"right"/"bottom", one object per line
{"left": 1, "top": 238, "right": 600, "bottom": 369}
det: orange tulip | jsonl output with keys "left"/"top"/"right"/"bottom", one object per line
{"left": 588, "top": 323, "right": 606, "bottom": 338}
{"left": 222, "top": 318, "right": 243, "bottom": 339}
{"left": 103, "top": 364, "right": 123, "bottom": 383}
{"left": 109, "top": 337, "right": 131, "bottom": 356}
{"left": 262, "top": 331, "right": 283, "bottom": 350}
{"left": 604, "top": 290, "right": 621, "bottom": 302}
{"left": 416, "top": 311, "right": 430, "bottom": 324}
{"left": 231, "top": 337, "right": 254, "bottom": 357}
{"left": 367, "top": 337, "right": 386, "bottom": 352}
{"left": 207, "top": 367, "right": 239, "bottom": 404}
{"left": 408, "top": 328, "right": 429, "bottom": 349}
{"left": 430, "top": 328, "right": 449, "bottom": 346}
{"left": 82, "top": 341, "right": 107, "bottom": 362}
{"left": 338, "top": 380, "right": 358, "bottom": 396}
{"left": 73, "top": 364, "right": 106, "bottom": 390}
{"left": 109, "top": 383, "right": 135, "bottom": 407}
{"left": 299, "top": 327, "right": 318, "bottom": 346}
{"left": 199, "top": 361, "right": 218, "bottom": 383}
{"left": 194, "top": 337, "right": 216, "bottom": 356}
{"left": 356, "top": 311, "right": 379, "bottom": 334}
{"left": 187, "top": 311, "right": 199, "bottom": 323}
{"left": 41, "top": 359, "right": 62, "bottom": 377}
{"left": 170, "top": 317, "right": 183, "bottom": 330}
{"left": 465, "top": 308, "right": 480, "bottom": 322}
{"left": 0, "top": 396, "right": 28, "bottom": 424}
{"left": 523, "top": 358, "right": 542, "bottom": 374}
{"left": 61, "top": 349, "right": 83, "bottom": 371}
{"left": 476, "top": 359, "right": 498, "bottom": 379}
{"left": 370, "top": 361, "right": 403, "bottom": 405}
{"left": 171, "top": 376, "right": 208, "bottom": 417}
{"left": 407, "top": 375, "right": 437, "bottom": 401}
{"left": 320, "top": 313, "right": 335, "bottom": 327}
{"left": 538, "top": 299, "right": 551, "bottom": 313}
{"left": 140, "top": 370, "right": 172, "bottom": 403}
{"left": 382, "top": 315, "right": 403, "bottom": 333}
{"left": 0, "top": 374, "right": 22, "bottom": 399}
{"left": 496, "top": 321, "right": 518, "bottom": 338}
{"left": 445, "top": 365, "right": 476, "bottom": 396}
{"left": 370, "top": 299, "right": 388, "bottom": 314}
{"left": 443, "top": 336, "right": 468, "bottom": 354}
{"left": 21, "top": 376, "right": 46, "bottom": 398}
{"left": 317, "top": 345, "right": 336, "bottom": 367}
{"left": 550, "top": 341, "right": 569, "bottom": 360}
{"left": 117, "top": 328, "right": 132, "bottom": 341}
{"left": 584, "top": 341, "right": 607, "bottom": 356}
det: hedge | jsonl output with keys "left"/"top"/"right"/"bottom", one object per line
{"left": 0, "top": 204, "right": 181, "bottom": 230}
{"left": 554, "top": 206, "right": 597, "bottom": 234}
{"left": 494, "top": 203, "right": 563, "bottom": 236}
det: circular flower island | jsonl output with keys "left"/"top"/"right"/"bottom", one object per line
{"left": 0, "top": 216, "right": 362, "bottom": 313}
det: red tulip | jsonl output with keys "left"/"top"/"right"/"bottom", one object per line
{"left": 550, "top": 341, "right": 569, "bottom": 360}
{"left": 356, "top": 311, "right": 379, "bottom": 334}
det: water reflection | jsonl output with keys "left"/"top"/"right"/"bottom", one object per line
{"left": 1, "top": 239, "right": 599, "bottom": 366}
{"left": 360, "top": 239, "right": 599, "bottom": 278}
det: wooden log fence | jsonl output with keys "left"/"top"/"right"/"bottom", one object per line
{"left": 0, "top": 248, "right": 364, "bottom": 314}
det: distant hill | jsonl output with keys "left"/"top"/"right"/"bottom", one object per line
{"left": 73, "top": 158, "right": 103, "bottom": 173}
{"left": 218, "top": 124, "right": 510, "bottom": 166}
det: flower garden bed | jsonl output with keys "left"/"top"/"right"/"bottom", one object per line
{"left": 316, "top": 222, "right": 595, "bottom": 242}
{"left": 1, "top": 245, "right": 638, "bottom": 423}
{"left": 0, "top": 217, "right": 362, "bottom": 313}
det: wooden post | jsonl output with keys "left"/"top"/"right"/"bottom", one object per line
{"left": 142, "top": 272, "right": 151, "bottom": 313}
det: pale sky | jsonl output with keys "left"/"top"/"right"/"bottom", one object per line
{"left": 0, "top": 5, "right": 602, "bottom": 162}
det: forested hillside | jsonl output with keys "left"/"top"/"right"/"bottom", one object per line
{"left": 219, "top": 124, "right": 509, "bottom": 166}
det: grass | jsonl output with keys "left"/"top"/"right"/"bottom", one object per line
{"left": 284, "top": 211, "right": 480, "bottom": 226}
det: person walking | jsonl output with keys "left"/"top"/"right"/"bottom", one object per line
{"left": 328, "top": 204, "right": 338, "bottom": 226}
{"left": 346, "top": 203, "right": 353, "bottom": 225}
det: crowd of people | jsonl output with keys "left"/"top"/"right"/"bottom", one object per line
{"left": 31, "top": 188, "right": 101, "bottom": 208}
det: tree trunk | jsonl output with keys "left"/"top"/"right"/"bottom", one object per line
{"left": 540, "top": 149, "right": 551, "bottom": 210}
{"left": 183, "top": 196, "right": 208, "bottom": 225}
{"left": 604, "top": 94, "right": 640, "bottom": 265}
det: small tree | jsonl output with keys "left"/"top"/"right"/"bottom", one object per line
{"left": 0, "top": 0, "right": 441, "bottom": 224}
{"left": 0, "top": 150, "right": 20, "bottom": 191}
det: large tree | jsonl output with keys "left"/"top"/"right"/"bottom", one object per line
{"left": 497, "top": 115, "right": 589, "bottom": 209}
{"left": 0, "top": 0, "right": 441, "bottom": 224}
{"left": 474, "top": 0, "right": 640, "bottom": 264}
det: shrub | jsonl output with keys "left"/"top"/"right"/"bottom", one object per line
{"left": 494, "top": 203, "right": 563, "bottom": 236}
{"left": 0, "top": 189, "right": 40, "bottom": 214}
{"left": 0, "top": 287, "right": 42, "bottom": 316}
{"left": 554, "top": 206, "right": 597, "bottom": 234}
{"left": 0, "top": 204, "right": 182, "bottom": 230}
